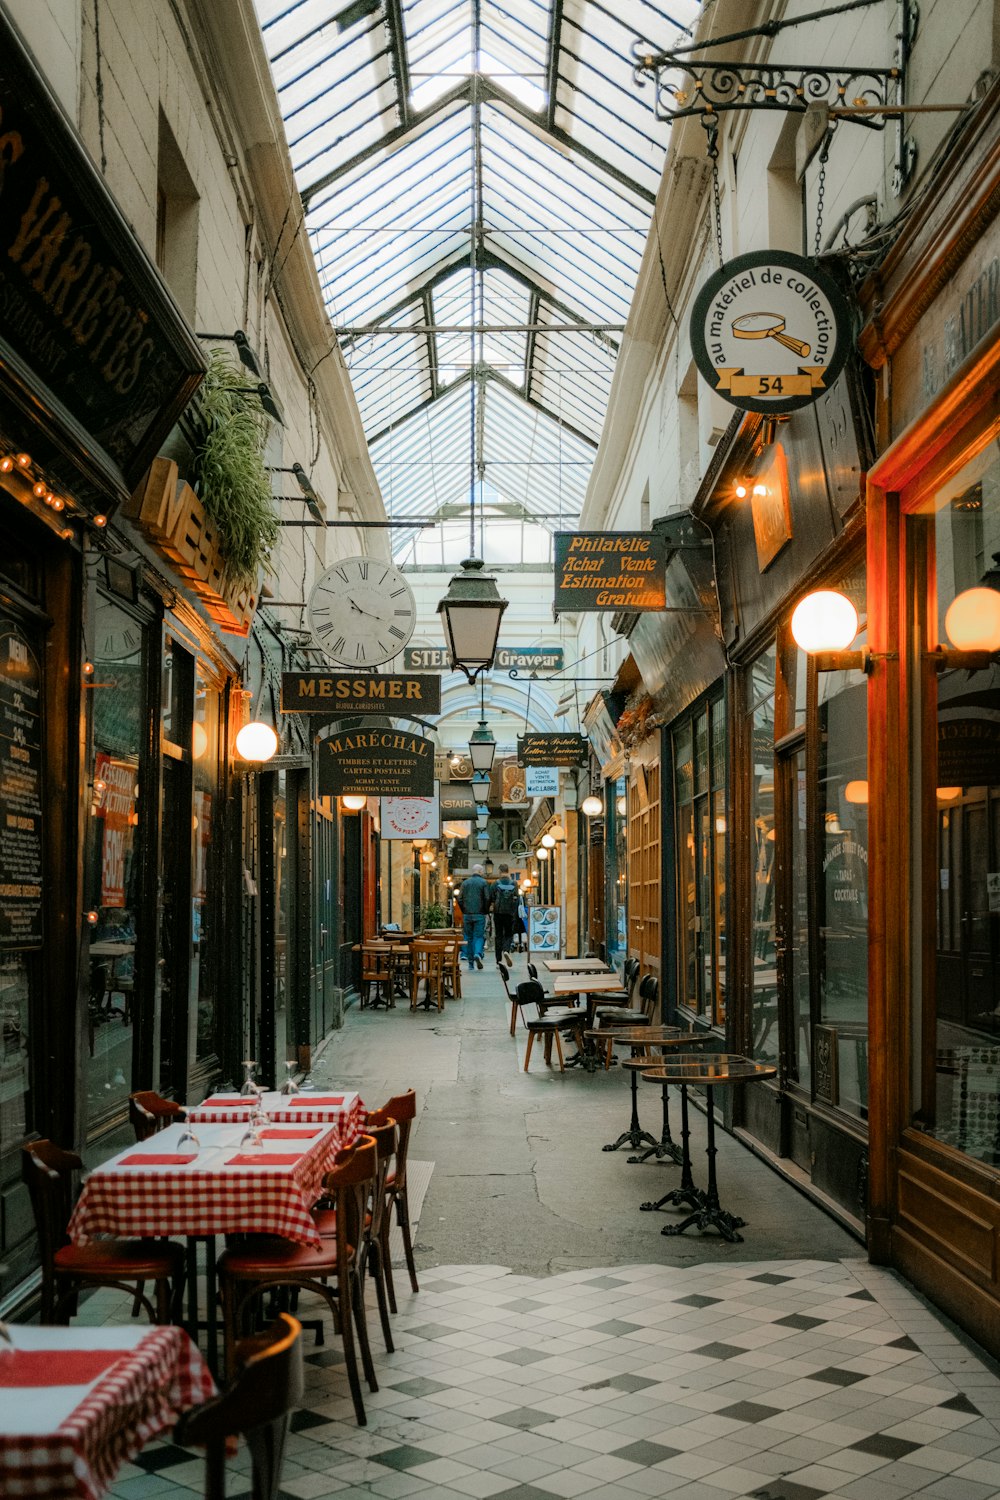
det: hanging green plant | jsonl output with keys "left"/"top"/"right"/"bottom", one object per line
{"left": 191, "top": 351, "right": 279, "bottom": 589}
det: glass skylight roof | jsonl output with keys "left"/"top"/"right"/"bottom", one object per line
{"left": 254, "top": 0, "right": 702, "bottom": 553}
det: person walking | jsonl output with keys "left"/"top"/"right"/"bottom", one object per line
{"left": 491, "top": 864, "right": 519, "bottom": 963}
{"left": 457, "top": 864, "right": 490, "bottom": 971}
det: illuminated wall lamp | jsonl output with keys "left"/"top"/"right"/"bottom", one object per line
{"left": 930, "top": 587, "right": 1000, "bottom": 671}
{"left": 536, "top": 846, "right": 550, "bottom": 861}
{"left": 541, "top": 833, "right": 556, "bottom": 849}
{"left": 581, "top": 794, "right": 603, "bottom": 817}
{"left": 341, "top": 794, "right": 367, "bottom": 812}
{"left": 844, "top": 780, "right": 869, "bottom": 805}
{"left": 235, "top": 721, "right": 278, "bottom": 762}
{"left": 790, "top": 589, "right": 873, "bottom": 673}
{"left": 420, "top": 849, "right": 435, "bottom": 864}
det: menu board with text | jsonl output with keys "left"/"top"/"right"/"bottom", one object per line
{"left": 0, "top": 616, "right": 43, "bottom": 947}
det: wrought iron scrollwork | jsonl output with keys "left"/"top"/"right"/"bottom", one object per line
{"left": 630, "top": 48, "right": 900, "bottom": 129}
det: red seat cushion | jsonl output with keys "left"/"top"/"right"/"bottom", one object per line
{"left": 55, "top": 1240, "right": 182, "bottom": 1278}
{"left": 312, "top": 1209, "right": 337, "bottom": 1237}
{"left": 221, "top": 1240, "right": 353, "bottom": 1276}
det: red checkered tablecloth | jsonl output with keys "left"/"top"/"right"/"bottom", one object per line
{"left": 67, "top": 1119, "right": 357, "bottom": 1250}
{"left": 187, "top": 1090, "right": 364, "bottom": 1132}
{"left": 0, "top": 1324, "right": 215, "bottom": 1499}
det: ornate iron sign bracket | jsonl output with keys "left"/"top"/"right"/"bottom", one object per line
{"left": 633, "top": 0, "right": 919, "bottom": 194}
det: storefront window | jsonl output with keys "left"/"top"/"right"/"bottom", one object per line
{"left": 192, "top": 670, "right": 222, "bottom": 1068}
{"left": 750, "top": 648, "right": 778, "bottom": 1061}
{"left": 673, "top": 696, "right": 726, "bottom": 1025}
{"left": 816, "top": 649, "right": 869, "bottom": 1119}
{"left": 909, "top": 442, "right": 1000, "bottom": 1164}
{"left": 85, "top": 597, "right": 145, "bottom": 1131}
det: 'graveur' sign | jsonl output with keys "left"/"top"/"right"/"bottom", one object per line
{"left": 318, "top": 729, "right": 435, "bottom": 797}
{"left": 554, "top": 533, "right": 667, "bottom": 614}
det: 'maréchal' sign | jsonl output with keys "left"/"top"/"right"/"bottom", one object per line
{"left": 125, "top": 458, "right": 257, "bottom": 636}
{"left": 690, "top": 250, "right": 851, "bottom": 414}
{"left": 281, "top": 672, "right": 441, "bottom": 714}
{"left": 318, "top": 729, "right": 434, "bottom": 797}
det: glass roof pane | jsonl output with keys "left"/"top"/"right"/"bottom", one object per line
{"left": 253, "top": 0, "right": 704, "bottom": 528}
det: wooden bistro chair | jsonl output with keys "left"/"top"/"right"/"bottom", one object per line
{"left": 596, "top": 974, "right": 660, "bottom": 1068}
{"left": 22, "top": 1139, "right": 185, "bottom": 1324}
{"left": 441, "top": 939, "right": 463, "bottom": 1000}
{"left": 380, "top": 1089, "right": 419, "bottom": 1306}
{"left": 218, "top": 1136, "right": 379, "bottom": 1426}
{"left": 518, "top": 985, "right": 585, "bottom": 1073}
{"left": 129, "top": 1090, "right": 187, "bottom": 1141}
{"left": 314, "top": 1110, "right": 396, "bottom": 1355}
{"left": 410, "top": 940, "right": 445, "bottom": 1011}
{"left": 360, "top": 943, "right": 394, "bottom": 1010}
{"left": 175, "top": 1313, "right": 304, "bottom": 1500}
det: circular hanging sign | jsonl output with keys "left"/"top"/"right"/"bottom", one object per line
{"left": 509, "top": 837, "right": 528, "bottom": 856}
{"left": 690, "top": 250, "right": 852, "bottom": 414}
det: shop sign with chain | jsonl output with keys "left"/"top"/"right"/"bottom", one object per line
{"left": 690, "top": 250, "right": 852, "bottom": 415}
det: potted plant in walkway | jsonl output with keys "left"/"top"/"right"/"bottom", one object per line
{"left": 422, "top": 902, "right": 447, "bottom": 930}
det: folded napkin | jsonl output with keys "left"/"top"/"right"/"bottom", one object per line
{"left": 120, "top": 1153, "right": 198, "bottom": 1167}
{"left": 0, "top": 1349, "right": 126, "bottom": 1387}
{"left": 226, "top": 1152, "right": 304, "bottom": 1167}
{"left": 201, "top": 1096, "right": 249, "bottom": 1107}
{"left": 290, "top": 1096, "right": 344, "bottom": 1106}
{"left": 259, "top": 1128, "right": 321, "bottom": 1140}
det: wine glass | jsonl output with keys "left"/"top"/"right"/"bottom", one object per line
{"left": 240, "top": 1060, "right": 258, "bottom": 1097}
{"left": 280, "top": 1061, "right": 299, "bottom": 1096}
{"left": 238, "top": 1117, "right": 264, "bottom": 1151}
{"left": 176, "top": 1118, "right": 201, "bottom": 1152}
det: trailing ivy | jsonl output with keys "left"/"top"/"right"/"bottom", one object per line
{"left": 191, "top": 351, "right": 279, "bottom": 589}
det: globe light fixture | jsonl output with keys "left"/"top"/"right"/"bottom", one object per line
{"left": 541, "top": 833, "right": 556, "bottom": 849}
{"left": 936, "top": 786, "right": 962, "bottom": 803}
{"left": 192, "top": 722, "right": 209, "bottom": 759}
{"left": 341, "top": 794, "right": 367, "bottom": 811}
{"left": 437, "top": 558, "right": 509, "bottom": 683}
{"left": 581, "top": 794, "right": 603, "bottom": 817}
{"left": 421, "top": 849, "right": 435, "bottom": 864}
{"left": 844, "top": 780, "right": 869, "bottom": 805}
{"left": 235, "top": 721, "right": 278, "bottom": 762}
{"left": 790, "top": 590, "right": 859, "bottom": 653}
{"left": 616, "top": 794, "right": 628, "bottom": 818}
{"left": 944, "top": 587, "right": 1000, "bottom": 653}
{"left": 536, "top": 846, "right": 550, "bottom": 861}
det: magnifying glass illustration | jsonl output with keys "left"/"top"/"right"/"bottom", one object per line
{"left": 731, "top": 312, "right": 811, "bottom": 357}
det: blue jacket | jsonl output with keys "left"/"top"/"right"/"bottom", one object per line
{"left": 458, "top": 874, "right": 490, "bottom": 915}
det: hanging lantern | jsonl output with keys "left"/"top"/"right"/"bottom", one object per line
{"left": 235, "top": 721, "right": 278, "bottom": 762}
{"left": 437, "top": 558, "right": 509, "bottom": 682}
{"left": 790, "top": 590, "right": 859, "bottom": 653}
{"left": 468, "top": 719, "right": 497, "bottom": 774}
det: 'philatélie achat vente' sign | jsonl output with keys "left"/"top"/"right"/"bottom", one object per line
{"left": 553, "top": 532, "right": 667, "bottom": 614}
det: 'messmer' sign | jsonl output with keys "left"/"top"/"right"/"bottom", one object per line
{"left": 125, "top": 458, "right": 258, "bottom": 636}
{"left": 281, "top": 672, "right": 442, "bottom": 713}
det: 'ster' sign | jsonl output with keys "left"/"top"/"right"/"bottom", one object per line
{"left": 517, "top": 733, "right": 588, "bottom": 768}
{"left": 281, "top": 673, "right": 441, "bottom": 714}
{"left": 554, "top": 533, "right": 666, "bottom": 613}
{"left": 318, "top": 729, "right": 435, "bottom": 797}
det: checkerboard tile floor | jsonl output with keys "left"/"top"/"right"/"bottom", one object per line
{"left": 109, "top": 1257, "right": 1000, "bottom": 1499}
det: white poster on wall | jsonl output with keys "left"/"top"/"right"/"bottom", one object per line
{"left": 528, "top": 905, "right": 561, "bottom": 954}
{"left": 526, "top": 766, "right": 559, "bottom": 797}
{"left": 381, "top": 781, "right": 441, "bottom": 840}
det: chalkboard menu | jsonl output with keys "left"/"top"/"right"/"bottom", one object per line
{"left": 0, "top": 615, "right": 43, "bottom": 947}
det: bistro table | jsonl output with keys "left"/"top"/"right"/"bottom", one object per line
{"left": 67, "top": 1117, "right": 356, "bottom": 1369}
{"left": 550, "top": 973, "right": 631, "bottom": 1070}
{"left": 637, "top": 1053, "right": 777, "bottom": 1243}
{"left": 186, "top": 1089, "right": 363, "bottom": 1131}
{"left": 543, "top": 958, "right": 612, "bottom": 974}
{"left": 587, "top": 1027, "right": 712, "bottom": 1157}
{"left": 0, "top": 1322, "right": 215, "bottom": 1499}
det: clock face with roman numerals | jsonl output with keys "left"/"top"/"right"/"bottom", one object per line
{"left": 307, "top": 556, "right": 417, "bottom": 668}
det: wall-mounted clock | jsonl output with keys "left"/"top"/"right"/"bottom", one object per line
{"left": 95, "top": 602, "right": 143, "bottom": 661}
{"left": 307, "top": 556, "right": 416, "bottom": 667}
